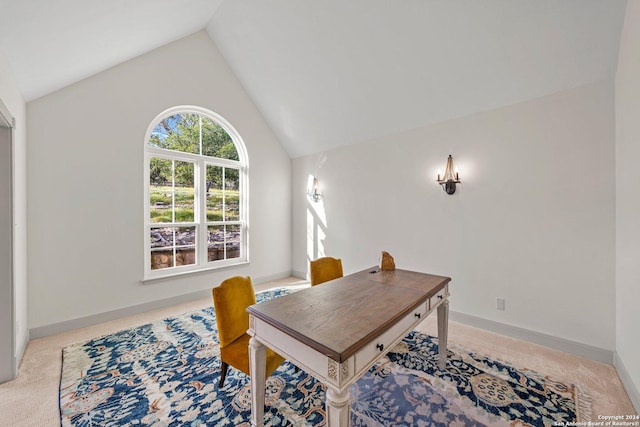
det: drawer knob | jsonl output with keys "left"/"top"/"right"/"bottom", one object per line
{"left": 376, "top": 343, "right": 384, "bottom": 352}
{"left": 438, "top": 295, "right": 443, "bottom": 300}
{"left": 414, "top": 312, "right": 421, "bottom": 319}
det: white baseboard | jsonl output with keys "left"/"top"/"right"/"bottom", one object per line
{"left": 253, "top": 270, "right": 297, "bottom": 284}
{"left": 614, "top": 352, "right": 640, "bottom": 412}
{"left": 450, "top": 311, "right": 613, "bottom": 364}
{"left": 28, "top": 273, "right": 621, "bottom": 371}
{"left": 29, "top": 270, "right": 294, "bottom": 339}
{"left": 15, "top": 329, "right": 28, "bottom": 371}
{"left": 29, "top": 289, "right": 212, "bottom": 339}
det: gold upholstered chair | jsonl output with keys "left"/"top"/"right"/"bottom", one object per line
{"left": 309, "top": 256, "right": 344, "bottom": 286}
{"left": 212, "top": 276, "right": 285, "bottom": 387}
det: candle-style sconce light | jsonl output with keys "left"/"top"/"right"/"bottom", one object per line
{"left": 307, "top": 176, "right": 322, "bottom": 202}
{"left": 436, "top": 155, "right": 461, "bottom": 195}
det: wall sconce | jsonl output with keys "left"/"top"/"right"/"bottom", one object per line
{"left": 307, "top": 176, "right": 322, "bottom": 202}
{"left": 436, "top": 155, "right": 461, "bottom": 195}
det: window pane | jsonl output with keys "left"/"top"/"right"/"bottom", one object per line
{"left": 150, "top": 227, "right": 174, "bottom": 248}
{"left": 149, "top": 227, "right": 196, "bottom": 270}
{"left": 225, "top": 225, "right": 241, "bottom": 259}
{"left": 148, "top": 113, "right": 199, "bottom": 154}
{"left": 174, "top": 161, "right": 194, "bottom": 222}
{"left": 201, "top": 117, "right": 238, "bottom": 160}
{"left": 150, "top": 227, "right": 174, "bottom": 270}
{"left": 175, "top": 226, "right": 196, "bottom": 266}
{"left": 208, "top": 225, "right": 224, "bottom": 261}
{"left": 175, "top": 226, "right": 196, "bottom": 246}
{"left": 225, "top": 167, "right": 240, "bottom": 221}
{"left": 149, "top": 158, "right": 172, "bottom": 223}
{"left": 206, "top": 165, "right": 223, "bottom": 221}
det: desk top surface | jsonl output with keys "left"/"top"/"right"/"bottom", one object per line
{"left": 247, "top": 267, "right": 450, "bottom": 362}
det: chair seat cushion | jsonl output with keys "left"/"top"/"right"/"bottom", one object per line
{"left": 220, "top": 333, "right": 285, "bottom": 377}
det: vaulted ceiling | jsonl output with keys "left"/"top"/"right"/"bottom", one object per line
{"left": 0, "top": 0, "right": 627, "bottom": 158}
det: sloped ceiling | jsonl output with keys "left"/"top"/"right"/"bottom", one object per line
{"left": 0, "top": 1, "right": 627, "bottom": 158}
{"left": 0, "top": 0, "right": 224, "bottom": 101}
{"left": 208, "top": 0, "right": 627, "bottom": 158}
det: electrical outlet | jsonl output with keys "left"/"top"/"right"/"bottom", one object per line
{"left": 496, "top": 298, "right": 506, "bottom": 311}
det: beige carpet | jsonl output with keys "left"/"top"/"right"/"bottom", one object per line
{"left": 0, "top": 277, "right": 635, "bottom": 426}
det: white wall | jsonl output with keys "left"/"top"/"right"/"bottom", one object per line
{"left": 26, "top": 31, "right": 291, "bottom": 330}
{"left": 0, "top": 48, "right": 28, "bottom": 377}
{"left": 615, "top": 0, "right": 640, "bottom": 410}
{"left": 292, "top": 81, "right": 615, "bottom": 351}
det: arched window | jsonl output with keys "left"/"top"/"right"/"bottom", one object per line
{"left": 144, "top": 106, "right": 248, "bottom": 279}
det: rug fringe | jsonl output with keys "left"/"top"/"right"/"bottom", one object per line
{"left": 575, "top": 383, "right": 593, "bottom": 422}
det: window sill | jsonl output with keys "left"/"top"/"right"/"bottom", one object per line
{"left": 142, "top": 261, "right": 249, "bottom": 284}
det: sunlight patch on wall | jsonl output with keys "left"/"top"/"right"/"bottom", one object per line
{"left": 306, "top": 174, "right": 327, "bottom": 265}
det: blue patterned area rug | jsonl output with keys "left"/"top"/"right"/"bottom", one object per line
{"left": 60, "top": 288, "right": 591, "bottom": 426}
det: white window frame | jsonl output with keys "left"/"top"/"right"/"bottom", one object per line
{"left": 143, "top": 106, "right": 249, "bottom": 281}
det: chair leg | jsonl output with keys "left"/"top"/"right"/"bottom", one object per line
{"left": 219, "top": 362, "right": 229, "bottom": 387}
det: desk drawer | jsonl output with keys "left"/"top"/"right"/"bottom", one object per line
{"left": 429, "top": 285, "right": 448, "bottom": 310}
{"left": 354, "top": 302, "right": 427, "bottom": 374}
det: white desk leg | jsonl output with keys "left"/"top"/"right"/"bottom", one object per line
{"left": 325, "top": 387, "right": 350, "bottom": 426}
{"left": 249, "top": 337, "right": 266, "bottom": 427}
{"left": 437, "top": 299, "right": 449, "bottom": 370}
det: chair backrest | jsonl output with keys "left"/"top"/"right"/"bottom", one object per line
{"left": 212, "top": 276, "right": 256, "bottom": 348}
{"left": 309, "top": 257, "right": 344, "bottom": 286}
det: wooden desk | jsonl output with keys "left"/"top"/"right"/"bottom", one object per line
{"left": 247, "top": 267, "right": 451, "bottom": 426}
